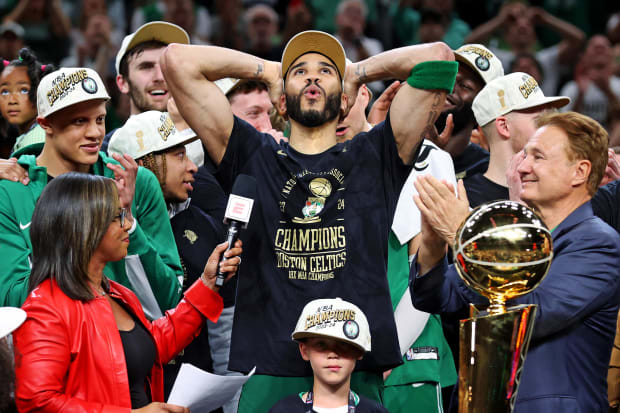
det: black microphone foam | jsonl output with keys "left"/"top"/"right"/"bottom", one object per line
{"left": 231, "top": 174, "right": 257, "bottom": 199}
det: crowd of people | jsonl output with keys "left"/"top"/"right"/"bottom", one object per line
{"left": 0, "top": 0, "right": 619, "bottom": 413}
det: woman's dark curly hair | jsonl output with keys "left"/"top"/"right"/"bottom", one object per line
{"left": 1, "top": 47, "right": 55, "bottom": 106}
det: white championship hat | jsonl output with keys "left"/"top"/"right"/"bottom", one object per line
{"left": 292, "top": 298, "right": 371, "bottom": 353}
{"left": 453, "top": 44, "right": 504, "bottom": 85}
{"left": 473, "top": 72, "right": 570, "bottom": 127}
{"left": 0, "top": 307, "right": 26, "bottom": 339}
{"left": 214, "top": 78, "right": 242, "bottom": 96}
{"left": 108, "top": 111, "right": 197, "bottom": 159}
{"left": 115, "top": 21, "right": 189, "bottom": 75}
{"left": 37, "top": 68, "right": 110, "bottom": 119}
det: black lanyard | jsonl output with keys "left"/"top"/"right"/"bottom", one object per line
{"left": 304, "top": 390, "right": 356, "bottom": 413}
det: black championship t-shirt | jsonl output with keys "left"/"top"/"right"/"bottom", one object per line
{"left": 592, "top": 179, "right": 620, "bottom": 234}
{"left": 463, "top": 173, "right": 509, "bottom": 208}
{"left": 217, "top": 116, "right": 408, "bottom": 376}
{"left": 268, "top": 392, "right": 389, "bottom": 413}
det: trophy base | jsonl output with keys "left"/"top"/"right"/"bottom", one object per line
{"left": 458, "top": 304, "right": 537, "bottom": 413}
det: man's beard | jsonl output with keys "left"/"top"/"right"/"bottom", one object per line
{"left": 285, "top": 86, "right": 341, "bottom": 127}
{"left": 128, "top": 79, "right": 167, "bottom": 112}
{"left": 434, "top": 102, "right": 475, "bottom": 135}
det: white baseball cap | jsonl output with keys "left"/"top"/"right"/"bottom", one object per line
{"left": 0, "top": 307, "right": 26, "bottom": 339}
{"left": 115, "top": 21, "right": 190, "bottom": 75}
{"left": 292, "top": 298, "right": 371, "bottom": 353}
{"left": 37, "top": 68, "right": 110, "bottom": 119}
{"left": 0, "top": 21, "right": 24, "bottom": 38}
{"left": 454, "top": 44, "right": 504, "bottom": 85}
{"left": 214, "top": 78, "right": 242, "bottom": 96}
{"left": 108, "top": 111, "right": 197, "bottom": 159}
{"left": 473, "top": 72, "right": 570, "bottom": 127}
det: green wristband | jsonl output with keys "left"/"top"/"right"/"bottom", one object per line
{"left": 406, "top": 61, "right": 458, "bottom": 93}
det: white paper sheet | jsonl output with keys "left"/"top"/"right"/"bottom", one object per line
{"left": 167, "top": 364, "right": 256, "bottom": 412}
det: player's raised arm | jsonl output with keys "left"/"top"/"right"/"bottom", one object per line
{"left": 347, "top": 43, "right": 456, "bottom": 165}
{"left": 161, "top": 45, "right": 282, "bottom": 165}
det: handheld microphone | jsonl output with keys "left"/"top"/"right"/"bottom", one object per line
{"left": 215, "top": 174, "right": 257, "bottom": 287}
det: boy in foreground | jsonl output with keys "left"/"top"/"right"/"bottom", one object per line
{"left": 270, "top": 298, "right": 388, "bottom": 412}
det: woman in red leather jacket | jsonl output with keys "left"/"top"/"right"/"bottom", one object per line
{"left": 12, "top": 172, "right": 242, "bottom": 413}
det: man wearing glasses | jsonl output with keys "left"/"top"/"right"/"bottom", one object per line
{"left": 0, "top": 67, "right": 184, "bottom": 319}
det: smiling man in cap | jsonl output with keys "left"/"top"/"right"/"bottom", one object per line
{"left": 99, "top": 21, "right": 190, "bottom": 154}
{"left": 433, "top": 43, "right": 504, "bottom": 180}
{"left": 464, "top": 72, "right": 570, "bottom": 207}
{"left": 162, "top": 29, "right": 456, "bottom": 411}
{"left": 116, "top": 21, "right": 189, "bottom": 115}
{"left": 0, "top": 67, "right": 183, "bottom": 319}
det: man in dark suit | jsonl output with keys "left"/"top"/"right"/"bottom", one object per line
{"left": 410, "top": 111, "right": 620, "bottom": 412}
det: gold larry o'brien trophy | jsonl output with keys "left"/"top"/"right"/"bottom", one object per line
{"left": 453, "top": 201, "right": 553, "bottom": 412}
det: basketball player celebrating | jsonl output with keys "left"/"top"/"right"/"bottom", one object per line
{"left": 161, "top": 30, "right": 457, "bottom": 412}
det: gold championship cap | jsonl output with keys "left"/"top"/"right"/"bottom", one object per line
{"left": 281, "top": 31, "right": 346, "bottom": 81}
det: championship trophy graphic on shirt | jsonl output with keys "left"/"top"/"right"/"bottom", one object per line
{"left": 293, "top": 178, "right": 332, "bottom": 224}
{"left": 453, "top": 201, "right": 553, "bottom": 412}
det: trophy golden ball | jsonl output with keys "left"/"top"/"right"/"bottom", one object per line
{"left": 453, "top": 200, "right": 553, "bottom": 313}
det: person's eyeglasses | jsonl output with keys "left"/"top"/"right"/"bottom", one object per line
{"left": 114, "top": 208, "right": 127, "bottom": 228}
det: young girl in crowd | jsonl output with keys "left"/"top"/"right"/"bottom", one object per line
{"left": 0, "top": 47, "right": 54, "bottom": 155}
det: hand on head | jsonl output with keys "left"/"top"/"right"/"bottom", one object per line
{"left": 499, "top": 2, "right": 527, "bottom": 24}
{"left": 342, "top": 63, "right": 361, "bottom": 118}
{"left": 263, "top": 61, "right": 284, "bottom": 115}
{"left": 367, "top": 80, "right": 400, "bottom": 125}
{"left": 167, "top": 97, "right": 190, "bottom": 131}
{"left": 525, "top": 6, "right": 546, "bottom": 26}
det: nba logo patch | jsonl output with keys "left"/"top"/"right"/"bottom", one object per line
{"left": 406, "top": 347, "right": 439, "bottom": 361}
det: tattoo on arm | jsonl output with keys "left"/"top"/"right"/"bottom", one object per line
{"left": 420, "top": 92, "right": 444, "bottom": 140}
{"left": 254, "top": 63, "right": 264, "bottom": 78}
{"left": 354, "top": 64, "right": 367, "bottom": 82}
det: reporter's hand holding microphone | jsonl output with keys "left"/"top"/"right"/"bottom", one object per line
{"left": 201, "top": 240, "right": 243, "bottom": 292}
